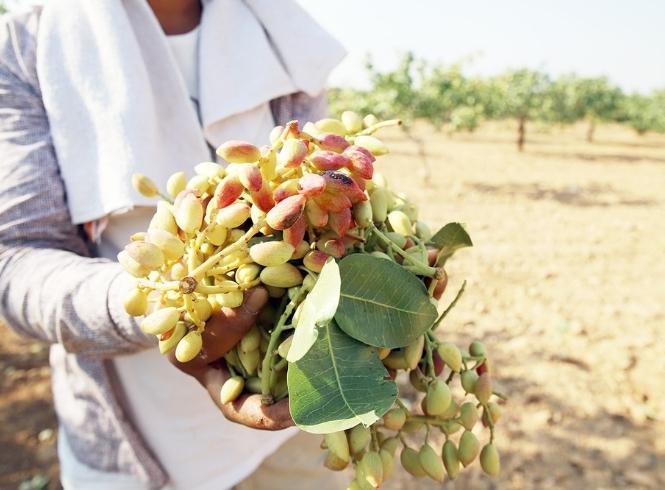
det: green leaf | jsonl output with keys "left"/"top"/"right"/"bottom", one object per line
{"left": 287, "top": 321, "right": 397, "bottom": 433}
{"left": 287, "top": 259, "right": 340, "bottom": 362}
{"left": 430, "top": 222, "right": 473, "bottom": 265}
{"left": 335, "top": 254, "right": 438, "bottom": 348}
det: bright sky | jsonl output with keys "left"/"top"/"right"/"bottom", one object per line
{"left": 297, "top": 0, "right": 665, "bottom": 94}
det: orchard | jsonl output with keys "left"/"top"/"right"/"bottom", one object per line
{"left": 329, "top": 54, "right": 665, "bottom": 152}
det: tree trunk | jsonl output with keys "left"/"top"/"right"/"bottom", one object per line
{"left": 586, "top": 119, "right": 596, "bottom": 143}
{"left": 404, "top": 129, "right": 431, "bottom": 185}
{"left": 517, "top": 116, "right": 526, "bottom": 151}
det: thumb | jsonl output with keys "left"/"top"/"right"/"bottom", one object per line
{"left": 199, "top": 287, "right": 269, "bottom": 362}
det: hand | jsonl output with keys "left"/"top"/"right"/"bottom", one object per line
{"left": 167, "top": 287, "right": 294, "bottom": 430}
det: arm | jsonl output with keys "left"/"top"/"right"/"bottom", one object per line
{"left": 0, "top": 18, "right": 153, "bottom": 357}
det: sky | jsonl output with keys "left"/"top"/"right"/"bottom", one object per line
{"left": 297, "top": 0, "right": 665, "bottom": 94}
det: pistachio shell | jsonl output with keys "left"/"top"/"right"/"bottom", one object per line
{"left": 277, "top": 335, "right": 293, "bottom": 358}
{"left": 442, "top": 440, "right": 461, "bottom": 479}
{"left": 166, "top": 171, "right": 187, "bottom": 197}
{"left": 205, "top": 224, "right": 228, "bottom": 246}
{"left": 175, "top": 331, "right": 202, "bottom": 362}
{"left": 437, "top": 342, "right": 463, "bottom": 372}
{"left": 215, "top": 202, "right": 251, "bottom": 229}
{"left": 348, "top": 425, "right": 370, "bottom": 455}
{"left": 352, "top": 200, "right": 373, "bottom": 228}
{"left": 220, "top": 376, "right": 245, "bottom": 404}
{"left": 458, "top": 430, "right": 480, "bottom": 467}
{"left": 259, "top": 263, "right": 303, "bottom": 288}
{"left": 387, "top": 210, "right": 412, "bottom": 236}
{"left": 147, "top": 229, "right": 185, "bottom": 261}
{"left": 141, "top": 307, "right": 179, "bottom": 335}
{"left": 315, "top": 118, "right": 347, "bottom": 136}
{"left": 249, "top": 241, "right": 294, "bottom": 267}
{"left": 124, "top": 241, "right": 164, "bottom": 271}
{"left": 216, "top": 140, "right": 261, "bottom": 163}
{"left": 461, "top": 370, "right": 479, "bottom": 393}
{"left": 239, "top": 347, "right": 260, "bottom": 375}
{"left": 323, "top": 451, "right": 348, "bottom": 471}
{"left": 148, "top": 202, "right": 178, "bottom": 234}
{"left": 480, "top": 443, "right": 500, "bottom": 476}
{"left": 324, "top": 432, "right": 350, "bottom": 463}
{"left": 459, "top": 402, "right": 479, "bottom": 430}
{"left": 425, "top": 379, "right": 452, "bottom": 416}
{"left": 216, "top": 290, "right": 244, "bottom": 309}
{"left": 355, "top": 135, "right": 389, "bottom": 156}
{"left": 341, "top": 111, "right": 363, "bottom": 134}
{"left": 123, "top": 288, "right": 148, "bottom": 316}
{"left": 186, "top": 175, "right": 210, "bottom": 194}
{"left": 404, "top": 335, "right": 424, "bottom": 370}
{"left": 418, "top": 443, "right": 444, "bottom": 482}
{"left": 118, "top": 250, "right": 150, "bottom": 277}
{"left": 131, "top": 173, "right": 158, "bottom": 197}
{"left": 235, "top": 263, "right": 261, "bottom": 286}
{"left": 240, "top": 326, "right": 261, "bottom": 353}
{"left": 400, "top": 447, "right": 426, "bottom": 477}
{"left": 469, "top": 340, "right": 487, "bottom": 357}
{"left": 363, "top": 114, "right": 379, "bottom": 128}
{"left": 174, "top": 191, "right": 203, "bottom": 234}
{"left": 382, "top": 408, "right": 406, "bottom": 431}
{"left": 194, "top": 161, "right": 225, "bottom": 178}
{"left": 359, "top": 451, "right": 383, "bottom": 488}
{"left": 474, "top": 372, "right": 493, "bottom": 404}
{"left": 158, "top": 321, "right": 187, "bottom": 354}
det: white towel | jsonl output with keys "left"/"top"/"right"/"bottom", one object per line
{"left": 36, "top": 0, "right": 346, "bottom": 224}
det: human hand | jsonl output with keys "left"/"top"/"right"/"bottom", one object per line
{"left": 167, "top": 288, "right": 294, "bottom": 430}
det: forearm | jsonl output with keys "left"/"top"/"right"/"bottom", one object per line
{"left": 0, "top": 245, "right": 154, "bottom": 357}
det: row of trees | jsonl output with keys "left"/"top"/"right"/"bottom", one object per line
{"left": 329, "top": 53, "right": 665, "bottom": 151}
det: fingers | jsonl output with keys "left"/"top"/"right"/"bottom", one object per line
{"left": 221, "top": 395, "right": 294, "bottom": 431}
{"left": 200, "top": 287, "right": 269, "bottom": 362}
{"left": 201, "top": 366, "right": 294, "bottom": 430}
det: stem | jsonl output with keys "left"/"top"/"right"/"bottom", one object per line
{"left": 195, "top": 283, "right": 240, "bottom": 295}
{"left": 369, "top": 224, "right": 438, "bottom": 277}
{"left": 157, "top": 191, "right": 173, "bottom": 204}
{"left": 493, "top": 390, "right": 508, "bottom": 401}
{"left": 227, "top": 364, "right": 238, "bottom": 377}
{"left": 137, "top": 279, "right": 180, "bottom": 291}
{"left": 396, "top": 398, "right": 409, "bottom": 412}
{"left": 424, "top": 335, "right": 436, "bottom": 378}
{"left": 208, "top": 258, "right": 252, "bottom": 276}
{"left": 405, "top": 414, "right": 447, "bottom": 428}
{"left": 483, "top": 403, "right": 496, "bottom": 443}
{"left": 190, "top": 222, "right": 261, "bottom": 279}
{"left": 427, "top": 278, "right": 439, "bottom": 296}
{"left": 183, "top": 293, "right": 203, "bottom": 329}
{"left": 260, "top": 286, "right": 309, "bottom": 401}
{"left": 358, "top": 119, "right": 402, "bottom": 135}
{"left": 370, "top": 425, "right": 380, "bottom": 452}
{"left": 431, "top": 280, "right": 466, "bottom": 331}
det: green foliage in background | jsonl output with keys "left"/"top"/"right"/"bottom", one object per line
{"left": 329, "top": 53, "right": 665, "bottom": 150}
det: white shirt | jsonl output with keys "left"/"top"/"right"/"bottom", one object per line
{"left": 61, "top": 26, "right": 297, "bottom": 490}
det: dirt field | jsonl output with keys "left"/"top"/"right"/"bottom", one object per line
{"left": 1, "top": 122, "right": 664, "bottom": 489}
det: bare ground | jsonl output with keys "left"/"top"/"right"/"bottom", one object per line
{"left": 1, "top": 122, "right": 664, "bottom": 489}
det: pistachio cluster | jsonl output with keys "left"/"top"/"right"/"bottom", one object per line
{"left": 326, "top": 340, "right": 504, "bottom": 489}
{"left": 119, "top": 112, "right": 504, "bottom": 488}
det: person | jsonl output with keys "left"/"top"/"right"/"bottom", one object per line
{"left": 0, "top": 0, "right": 348, "bottom": 488}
